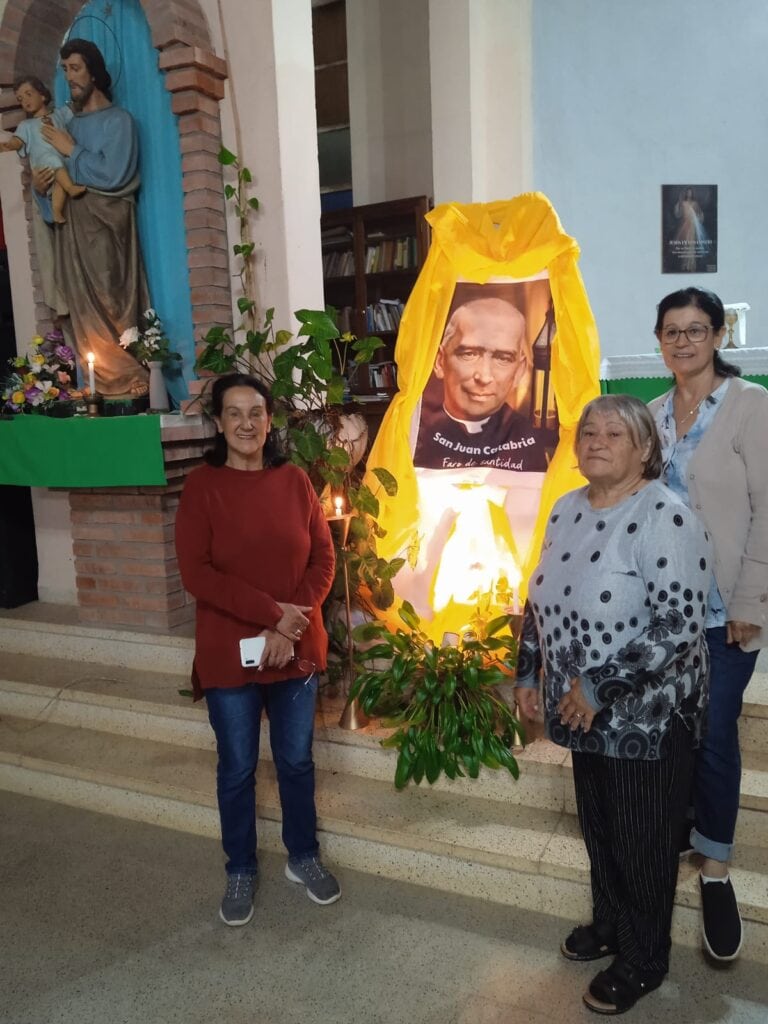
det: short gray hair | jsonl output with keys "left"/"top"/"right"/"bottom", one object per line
{"left": 575, "top": 394, "right": 663, "bottom": 480}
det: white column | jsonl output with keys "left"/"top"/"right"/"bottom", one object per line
{"left": 210, "top": 0, "right": 324, "bottom": 329}
{"left": 429, "top": 0, "right": 533, "bottom": 205}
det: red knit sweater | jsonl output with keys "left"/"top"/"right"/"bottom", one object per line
{"left": 175, "top": 462, "right": 335, "bottom": 695}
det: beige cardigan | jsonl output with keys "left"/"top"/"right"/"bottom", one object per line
{"left": 649, "top": 377, "right": 768, "bottom": 651}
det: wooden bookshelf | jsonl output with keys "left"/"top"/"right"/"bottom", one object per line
{"left": 321, "top": 195, "right": 430, "bottom": 401}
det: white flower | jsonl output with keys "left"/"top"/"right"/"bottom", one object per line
{"left": 144, "top": 308, "right": 156, "bottom": 320}
{"left": 38, "top": 380, "right": 54, "bottom": 394}
{"left": 119, "top": 326, "right": 139, "bottom": 349}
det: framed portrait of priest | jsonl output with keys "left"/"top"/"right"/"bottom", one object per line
{"left": 411, "top": 279, "right": 558, "bottom": 473}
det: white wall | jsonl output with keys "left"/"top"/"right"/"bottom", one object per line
{"left": 532, "top": 0, "right": 768, "bottom": 356}
{"left": 348, "top": 0, "right": 433, "bottom": 204}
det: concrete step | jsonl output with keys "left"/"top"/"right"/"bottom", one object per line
{"left": 0, "top": 612, "right": 193, "bottom": 675}
{"left": 2, "top": 653, "right": 767, "bottom": 838}
{"left": 1, "top": 710, "right": 767, "bottom": 962}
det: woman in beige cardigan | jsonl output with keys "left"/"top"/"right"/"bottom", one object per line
{"left": 648, "top": 287, "right": 768, "bottom": 964}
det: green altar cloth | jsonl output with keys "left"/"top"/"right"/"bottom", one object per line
{"left": 0, "top": 415, "right": 166, "bottom": 487}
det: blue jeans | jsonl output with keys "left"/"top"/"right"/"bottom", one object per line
{"left": 206, "top": 675, "right": 319, "bottom": 875}
{"left": 689, "top": 627, "right": 758, "bottom": 862}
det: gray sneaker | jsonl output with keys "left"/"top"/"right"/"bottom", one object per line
{"left": 285, "top": 855, "right": 341, "bottom": 905}
{"left": 219, "top": 872, "right": 255, "bottom": 926}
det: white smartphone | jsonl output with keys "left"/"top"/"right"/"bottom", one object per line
{"left": 239, "top": 635, "right": 266, "bottom": 668}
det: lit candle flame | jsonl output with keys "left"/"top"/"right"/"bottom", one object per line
{"left": 334, "top": 496, "right": 344, "bottom": 517}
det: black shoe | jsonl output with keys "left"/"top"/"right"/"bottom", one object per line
{"left": 561, "top": 923, "right": 618, "bottom": 962}
{"left": 700, "top": 874, "right": 743, "bottom": 961}
{"left": 583, "top": 957, "right": 665, "bottom": 1015}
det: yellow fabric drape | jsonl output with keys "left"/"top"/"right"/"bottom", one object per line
{"left": 364, "top": 193, "right": 601, "bottom": 639}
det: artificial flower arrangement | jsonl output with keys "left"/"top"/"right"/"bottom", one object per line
{"left": 119, "top": 308, "right": 181, "bottom": 369}
{"left": 1, "top": 329, "right": 79, "bottom": 413}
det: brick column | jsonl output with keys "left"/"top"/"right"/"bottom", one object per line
{"left": 68, "top": 415, "right": 214, "bottom": 631}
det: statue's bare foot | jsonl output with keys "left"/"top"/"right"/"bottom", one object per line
{"left": 69, "top": 184, "right": 87, "bottom": 198}
{"left": 53, "top": 213, "right": 66, "bottom": 224}
{"left": 130, "top": 380, "right": 149, "bottom": 397}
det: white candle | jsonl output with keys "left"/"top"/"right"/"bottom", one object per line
{"left": 512, "top": 586, "right": 521, "bottom": 616}
{"left": 334, "top": 496, "right": 344, "bottom": 517}
{"left": 87, "top": 352, "right": 96, "bottom": 395}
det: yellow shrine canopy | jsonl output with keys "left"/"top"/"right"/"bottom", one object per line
{"left": 364, "top": 192, "right": 601, "bottom": 642}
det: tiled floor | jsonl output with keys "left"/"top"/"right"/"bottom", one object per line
{"left": 3, "top": 791, "right": 767, "bottom": 1024}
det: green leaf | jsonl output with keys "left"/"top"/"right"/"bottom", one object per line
{"left": 224, "top": 184, "right": 236, "bottom": 200}
{"left": 326, "top": 446, "right": 352, "bottom": 469}
{"left": 233, "top": 243, "right": 255, "bottom": 259}
{"left": 350, "top": 484, "right": 379, "bottom": 517}
{"left": 371, "top": 466, "right": 398, "bottom": 497}
{"left": 394, "top": 751, "right": 414, "bottom": 790}
{"left": 237, "top": 297, "right": 255, "bottom": 315}
{"left": 351, "top": 622, "right": 389, "bottom": 642}
{"left": 240, "top": 166, "right": 253, "bottom": 183}
{"left": 326, "top": 375, "right": 346, "bottom": 406}
{"left": 274, "top": 329, "right": 293, "bottom": 349}
{"left": 248, "top": 197, "right": 260, "bottom": 210}
{"left": 486, "top": 614, "right": 513, "bottom": 637}
{"left": 295, "top": 308, "right": 341, "bottom": 344}
{"left": 398, "top": 601, "right": 420, "bottom": 631}
{"left": 218, "top": 146, "right": 237, "bottom": 165}
{"left": 370, "top": 579, "right": 395, "bottom": 610}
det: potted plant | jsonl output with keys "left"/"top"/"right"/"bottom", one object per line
{"left": 350, "top": 600, "right": 523, "bottom": 789}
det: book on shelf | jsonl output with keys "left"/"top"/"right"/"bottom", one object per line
{"left": 363, "top": 234, "right": 418, "bottom": 273}
{"left": 365, "top": 298, "right": 405, "bottom": 333}
{"left": 334, "top": 306, "right": 353, "bottom": 333}
{"left": 368, "top": 361, "right": 397, "bottom": 390}
{"left": 323, "top": 249, "right": 355, "bottom": 277}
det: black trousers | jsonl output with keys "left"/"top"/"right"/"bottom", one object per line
{"left": 571, "top": 718, "right": 694, "bottom": 974}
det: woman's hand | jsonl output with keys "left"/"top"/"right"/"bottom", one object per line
{"left": 31, "top": 166, "right": 55, "bottom": 195}
{"left": 727, "top": 620, "right": 761, "bottom": 646}
{"left": 557, "top": 677, "right": 596, "bottom": 732}
{"left": 40, "top": 121, "right": 75, "bottom": 156}
{"left": 515, "top": 687, "right": 540, "bottom": 720}
{"left": 260, "top": 629, "right": 295, "bottom": 670}
{"left": 275, "top": 602, "right": 311, "bottom": 642}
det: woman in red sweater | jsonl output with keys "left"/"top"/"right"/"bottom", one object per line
{"left": 175, "top": 373, "right": 337, "bottom": 926}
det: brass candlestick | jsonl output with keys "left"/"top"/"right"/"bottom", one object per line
{"left": 85, "top": 393, "right": 103, "bottom": 417}
{"left": 327, "top": 513, "right": 369, "bottom": 731}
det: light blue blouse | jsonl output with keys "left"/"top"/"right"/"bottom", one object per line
{"left": 654, "top": 378, "right": 730, "bottom": 628}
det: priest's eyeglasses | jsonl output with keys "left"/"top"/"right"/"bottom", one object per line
{"left": 658, "top": 325, "right": 713, "bottom": 345}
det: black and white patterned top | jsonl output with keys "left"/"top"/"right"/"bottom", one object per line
{"left": 517, "top": 480, "right": 711, "bottom": 760}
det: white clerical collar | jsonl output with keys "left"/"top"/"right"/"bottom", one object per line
{"left": 443, "top": 408, "right": 489, "bottom": 434}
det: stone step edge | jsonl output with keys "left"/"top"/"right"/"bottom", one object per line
{"left": 0, "top": 749, "right": 765, "bottom": 962}
{"left": 0, "top": 620, "right": 193, "bottom": 675}
{"left": 2, "top": 749, "right": 767, "bottom": 941}
{"left": 2, "top": 680, "right": 767, "bottom": 814}
{"left": 3, "top": 615, "right": 768, "bottom": 714}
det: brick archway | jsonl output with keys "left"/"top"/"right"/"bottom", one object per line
{"left": 0, "top": 0, "right": 232, "bottom": 369}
